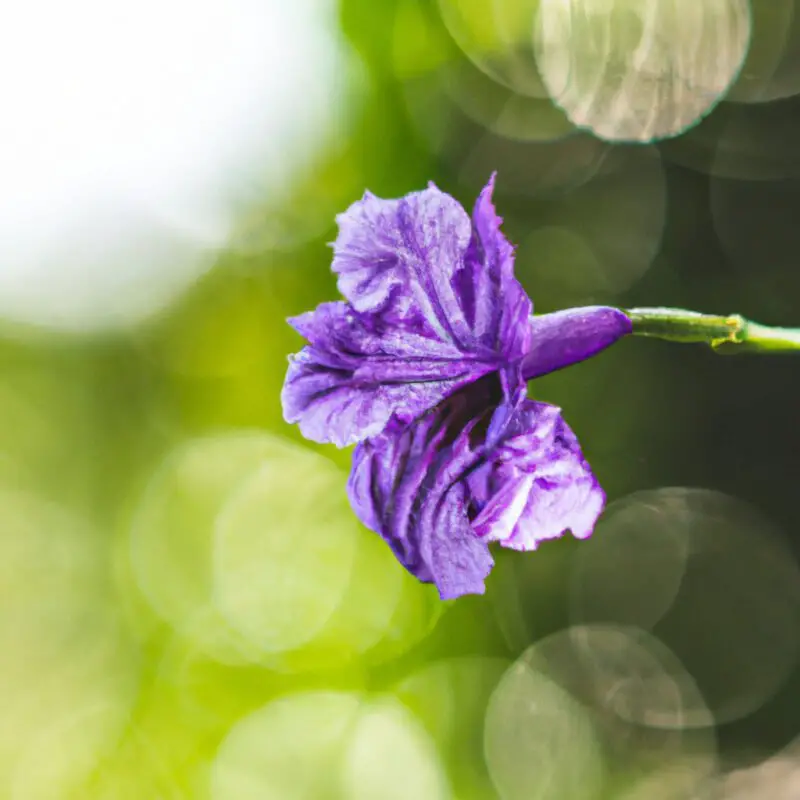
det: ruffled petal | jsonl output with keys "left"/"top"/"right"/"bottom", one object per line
{"left": 521, "top": 306, "right": 632, "bottom": 380}
{"left": 331, "top": 176, "right": 531, "bottom": 361}
{"left": 347, "top": 409, "right": 495, "bottom": 600}
{"left": 470, "top": 401, "right": 605, "bottom": 550}
{"left": 464, "top": 173, "right": 532, "bottom": 361}
{"left": 345, "top": 376, "right": 602, "bottom": 598}
{"left": 284, "top": 176, "right": 534, "bottom": 447}
{"left": 281, "top": 302, "right": 492, "bottom": 447}
{"left": 332, "top": 186, "right": 474, "bottom": 349}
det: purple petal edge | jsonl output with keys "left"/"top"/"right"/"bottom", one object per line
{"left": 469, "top": 400, "right": 606, "bottom": 551}
{"left": 347, "top": 413, "right": 494, "bottom": 600}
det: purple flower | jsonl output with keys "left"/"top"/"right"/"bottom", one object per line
{"left": 282, "top": 175, "right": 631, "bottom": 599}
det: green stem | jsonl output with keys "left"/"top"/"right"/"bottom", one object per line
{"left": 624, "top": 307, "right": 800, "bottom": 354}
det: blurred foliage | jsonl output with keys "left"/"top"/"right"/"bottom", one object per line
{"left": 3, "top": 0, "right": 800, "bottom": 798}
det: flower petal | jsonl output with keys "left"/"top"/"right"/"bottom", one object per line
{"left": 333, "top": 187, "right": 470, "bottom": 345}
{"left": 347, "top": 410, "right": 494, "bottom": 600}
{"left": 470, "top": 401, "right": 605, "bottom": 550}
{"left": 332, "top": 177, "right": 531, "bottom": 363}
{"left": 464, "top": 173, "right": 532, "bottom": 360}
{"left": 281, "top": 302, "right": 491, "bottom": 447}
{"left": 521, "top": 306, "right": 632, "bottom": 380}
{"left": 284, "top": 177, "right": 534, "bottom": 447}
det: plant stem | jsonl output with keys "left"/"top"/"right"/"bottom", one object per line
{"left": 624, "top": 307, "right": 800, "bottom": 354}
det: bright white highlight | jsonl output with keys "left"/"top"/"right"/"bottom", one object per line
{"left": 0, "top": 0, "right": 349, "bottom": 332}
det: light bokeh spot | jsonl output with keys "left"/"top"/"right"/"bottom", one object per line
{"left": 211, "top": 692, "right": 449, "bottom": 800}
{"left": 437, "top": 0, "right": 547, "bottom": 98}
{"left": 130, "top": 431, "right": 286, "bottom": 662}
{"left": 484, "top": 661, "right": 606, "bottom": 800}
{"left": 131, "top": 431, "right": 369, "bottom": 663}
{"left": 515, "top": 624, "right": 718, "bottom": 793}
{"left": 263, "top": 519, "right": 408, "bottom": 673}
{"left": 129, "top": 429, "right": 430, "bottom": 671}
{"left": 395, "top": 657, "right": 512, "bottom": 799}
{"left": 211, "top": 692, "right": 363, "bottom": 800}
{"left": 528, "top": 625, "right": 714, "bottom": 732}
{"left": 440, "top": 59, "right": 574, "bottom": 143}
{"left": 11, "top": 702, "right": 134, "bottom": 800}
{"left": 570, "top": 492, "right": 690, "bottom": 631}
{"left": 570, "top": 488, "right": 800, "bottom": 724}
{"left": 534, "top": 0, "right": 752, "bottom": 142}
{"left": 517, "top": 147, "right": 666, "bottom": 302}
{"left": 341, "top": 698, "right": 451, "bottom": 800}
{"left": 212, "top": 456, "right": 359, "bottom": 655}
{"left": 397, "top": 14, "right": 614, "bottom": 199}
{"left": 455, "top": 129, "right": 612, "bottom": 198}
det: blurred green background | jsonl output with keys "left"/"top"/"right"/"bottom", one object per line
{"left": 2, "top": 0, "right": 800, "bottom": 797}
